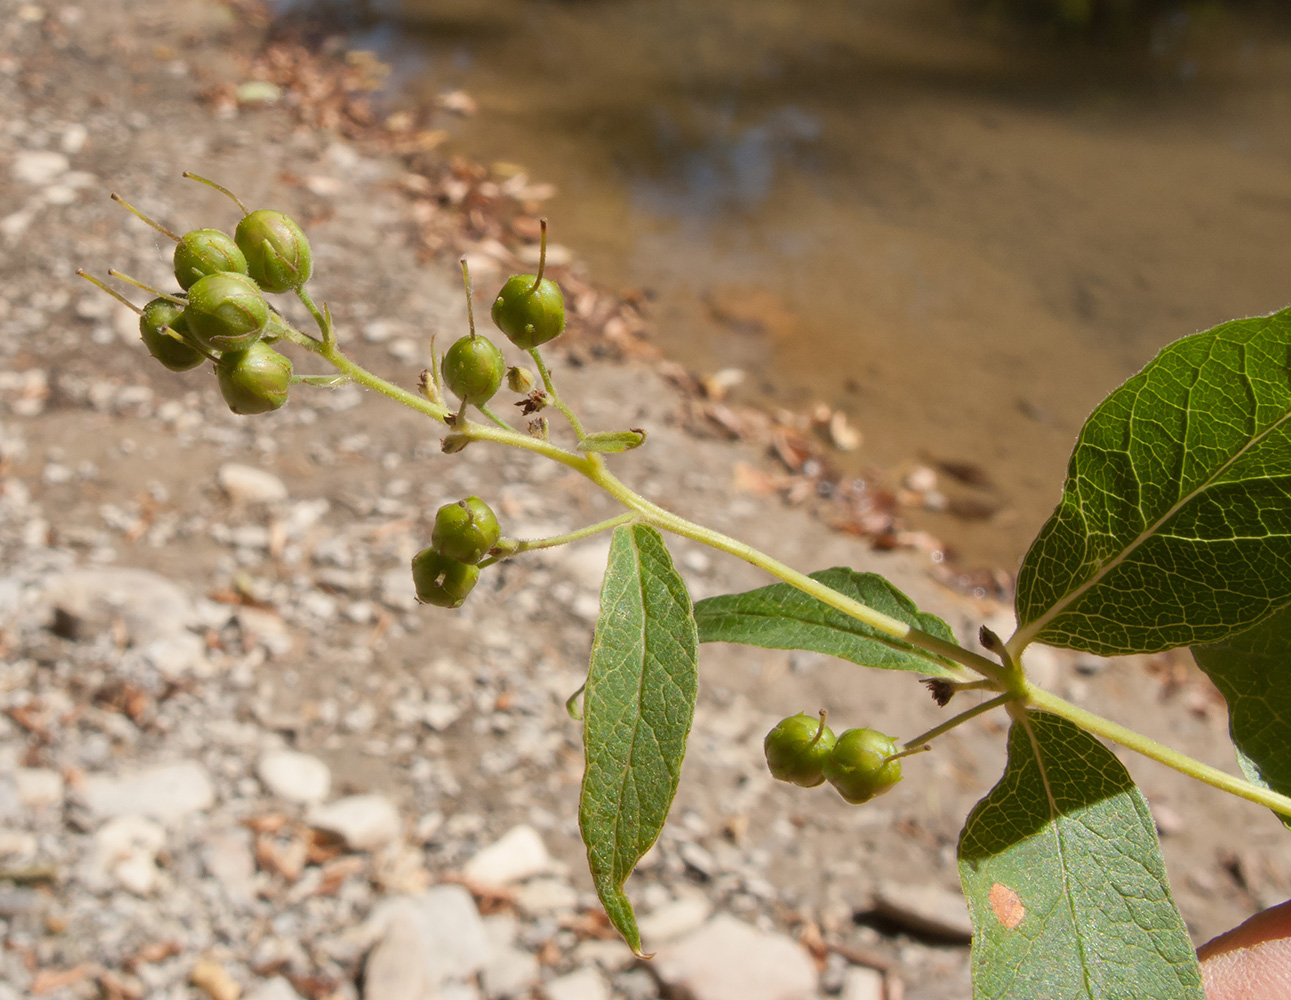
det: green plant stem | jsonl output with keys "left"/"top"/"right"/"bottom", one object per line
{"left": 296, "top": 287, "right": 333, "bottom": 347}
{"left": 477, "top": 403, "right": 513, "bottom": 430}
{"left": 1025, "top": 683, "right": 1291, "bottom": 819}
{"left": 295, "top": 337, "right": 1003, "bottom": 683}
{"left": 310, "top": 341, "right": 453, "bottom": 423}
{"left": 529, "top": 347, "right": 590, "bottom": 441}
{"left": 483, "top": 512, "right": 637, "bottom": 567}
{"left": 584, "top": 464, "right": 1006, "bottom": 684}
{"left": 900, "top": 693, "right": 1014, "bottom": 754}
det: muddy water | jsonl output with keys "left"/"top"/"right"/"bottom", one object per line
{"left": 281, "top": 0, "right": 1291, "bottom": 570}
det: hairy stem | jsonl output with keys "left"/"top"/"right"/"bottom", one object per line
{"left": 485, "top": 512, "right": 637, "bottom": 566}
{"left": 529, "top": 347, "right": 590, "bottom": 442}
{"left": 900, "top": 693, "right": 1015, "bottom": 754}
{"left": 1025, "top": 684, "right": 1291, "bottom": 819}
{"left": 299, "top": 334, "right": 1004, "bottom": 682}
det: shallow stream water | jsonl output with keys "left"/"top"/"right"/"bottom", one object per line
{"left": 276, "top": 0, "right": 1291, "bottom": 569}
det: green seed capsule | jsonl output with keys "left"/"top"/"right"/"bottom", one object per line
{"left": 172, "top": 228, "right": 248, "bottom": 290}
{"left": 490, "top": 274, "right": 565, "bottom": 350}
{"left": 764, "top": 712, "right": 836, "bottom": 788}
{"left": 431, "top": 496, "right": 501, "bottom": 565}
{"left": 216, "top": 340, "right": 292, "bottom": 415}
{"left": 184, "top": 272, "right": 270, "bottom": 352}
{"left": 235, "top": 209, "right": 312, "bottom": 293}
{"left": 411, "top": 548, "right": 480, "bottom": 608}
{"left": 442, "top": 335, "right": 505, "bottom": 406}
{"left": 824, "top": 728, "right": 903, "bottom": 805}
{"left": 139, "top": 297, "right": 205, "bottom": 372}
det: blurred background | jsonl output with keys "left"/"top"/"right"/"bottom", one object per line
{"left": 271, "top": 0, "right": 1291, "bottom": 569}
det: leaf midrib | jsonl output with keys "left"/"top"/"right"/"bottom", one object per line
{"left": 698, "top": 604, "right": 946, "bottom": 666}
{"left": 1015, "top": 371, "right": 1291, "bottom": 650}
{"left": 1020, "top": 715, "right": 1096, "bottom": 1000}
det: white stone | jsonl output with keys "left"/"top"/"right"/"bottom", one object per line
{"left": 653, "top": 915, "right": 817, "bottom": 1000}
{"left": 12, "top": 150, "right": 69, "bottom": 185}
{"left": 543, "top": 968, "right": 609, "bottom": 1000}
{"left": 463, "top": 824, "right": 550, "bottom": 886}
{"left": 481, "top": 915, "right": 540, "bottom": 999}
{"left": 79, "top": 760, "right": 215, "bottom": 825}
{"left": 516, "top": 877, "right": 578, "bottom": 915}
{"left": 247, "top": 978, "right": 303, "bottom": 1000}
{"left": 872, "top": 882, "right": 973, "bottom": 942}
{"left": 14, "top": 767, "right": 63, "bottom": 809}
{"left": 257, "top": 750, "right": 331, "bottom": 804}
{"left": 202, "top": 826, "right": 257, "bottom": 908}
{"left": 0, "top": 830, "right": 37, "bottom": 856}
{"left": 308, "top": 794, "right": 401, "bottom": 850}
{"left": 139, "top": 631, "right": 209, "bottom": 680}
{"left": 218, "top": 463, "right": 288, "bottom": 503}
{"left": 363, "top": 886, "right": 490, "bottom": 998}
{"left": 571, "top": 938, "right": 636, "bottom": 972}
{"left": 42, "top": 567, "right": 195, "bottom": 644}
{"left": 638, "top": 895, "right": 712, "bottom": 944}
{"left": 840, "top": 966, "right": 884, "bottom": 1000}
{"left": 84, "top": 815, "right": 166, "bottom": 895}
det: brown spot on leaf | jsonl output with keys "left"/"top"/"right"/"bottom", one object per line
{"left": 989, "top": 883, "right": 1025, "bottom": 929}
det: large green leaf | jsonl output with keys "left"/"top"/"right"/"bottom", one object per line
{"left": 1013, "top": 309, "right": 1291, "bottom": 655}
{"left": 578, "top": 524, "right": 698, "bottom": 955}
{"left": 959, "top": 712, "right": 1203, "bottom": 1000}
{"left": 1192, "top": 604, "right": 1291, "bottom": 827}
{"left": 693, "top": 568, "right": 960, "bottom": 678}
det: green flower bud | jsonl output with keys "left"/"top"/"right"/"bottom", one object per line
{"left": 139, "top": 297, "right": 204, "bottom": 372}
{"left": 431, "top": 496, "right": 501, "bottom": 565}
{"left": 216, "top": 340, "right": 292, "bottom": 415}
{"left": 824, "top": 728, "right": 903, "bottom": 805}
{"left": 172, "top": 228, "right": 248, "bottom": 290}
{"left": 184, "top": 272, "right": 270, "bottom": 352}
{"left": 506, "top": 365, "right": 536, "bottom": 394}
{"left": 491, "top": 274, "right": 565, "bottom": 350}
{"left": 411, "top": 548, "right": 480, "bottom": 608}
{"left": 235, "top": 209, "right": 313, "bottom": 293}
{"left": 442, "top": 334, "right": 505, "bottom": 406}
{"left": 764, "top": 712, "right": 836, "bottom": 788}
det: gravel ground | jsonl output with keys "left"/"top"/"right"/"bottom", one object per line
{"left": 2, "top": 2, "right": 1288, "bottom": 998}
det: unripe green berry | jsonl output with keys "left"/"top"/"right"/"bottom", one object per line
{"left": 824, "top": 728, "right": 903, "bottom": 805}
{"left": 431, "top": 496, "right": 501, "bottom": 565}
{"left": 235, "top": 209, "right": 312, "bottom": 293}
{"left": 764, "top": 712, "right": 836, "bottom": 788}
{"left": 139, "top": 297, "right": 204, "bottom": 372}
{"left": 184, "top": 272, "right": 270, "bottom": 352}
{"left": 491, "top": 274, "right": 565, "bottom": 350}
{"left": 442, "top": 335, "right": 505, "bottom": 406}
{"left": 216, "top": 340, "right": 292, "bottom": 415}
{"left": 172, "top": 228, "right": 248, "bottom": 290}
{"left": 411, "top": 548, "right": 479, "bottom": 608}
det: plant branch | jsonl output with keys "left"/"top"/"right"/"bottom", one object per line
{"left": 481, "top": 512, "right": 637, "bottom": 567}
{"left": 899, "top": 693, "right": 1015, "bottom": 754}
{"left": 1025, "top": 684, "right": 1291, "bottom": 819}
{"left": 529, "top": 347, "right": 590, "bottom": 442}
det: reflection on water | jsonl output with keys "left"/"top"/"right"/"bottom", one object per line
{"left": 274, "top": 0, "right": 1291, "bottom": 569}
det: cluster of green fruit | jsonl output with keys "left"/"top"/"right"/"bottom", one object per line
{"left": 410, "top": 496, "right": 502, "bottom": 608}
{"left": 764, "top": 712, "right": 903, "bottom": 804}
{"left": 125, "top": 193, "right": 312, "bottom": 415}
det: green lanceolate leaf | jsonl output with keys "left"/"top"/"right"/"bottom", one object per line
{"left": 693, "top": 568, "right": 960, "bottom": 678}
{"left": 1014, "top": 309, "right": 1291, "bottom": 656}
{"left": 579, "top": 524, "right": 698, "bottom": 955}
{"left": 577, "top": 429, "right": 647, "bottom": 453}
{"left": 1192, "top": 604, "right": 1291, "bottom": 828}
{"left": 959, "top": 712, "right": 1203, "bottom": 1000}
